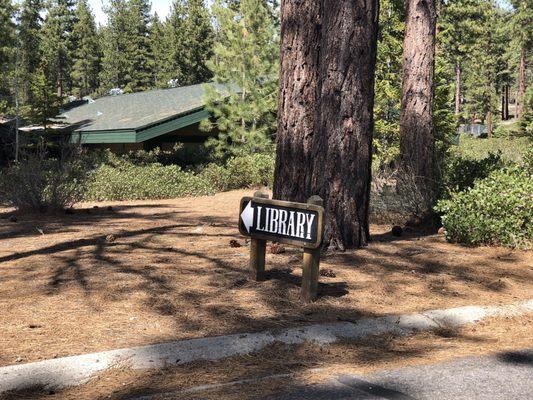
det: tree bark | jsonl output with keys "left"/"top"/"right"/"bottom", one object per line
{"left": 56, "top": 64, "right": 63, "bottom": 98}
{"left": 310, "top": 0, "right": 379, "bottom": 250}
{"left": 504, "top": 84, "right": 509, "bottom": 120}
{"left": 486, "top": 110, "right": 492, "bottom": 138}
{"left": 274, "top": 0, "right": 379, "bottom": 250}
{"left": 273, "top": 0, "right": 321, "bottom": 203}
{"left": 454, "top": 61, "right": 461, "bottom": 116}
{"left": 501, "top": 84, "right": 509, "bottom": 121}
{"left": 517, "top": 47, "right": 527, "bottom": 120}
{"left": 399, "top": 0, "right": 437, "bottom": 210}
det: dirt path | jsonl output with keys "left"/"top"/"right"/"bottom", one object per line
{"left": 0, "top": 190, "right": 531, "bottom": 367}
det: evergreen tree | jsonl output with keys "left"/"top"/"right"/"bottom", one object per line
{"left": 510, "top": 0, "right": 532, "bottom": 120}
{"left": 274, "top": 0, "right": 379, "bottom": 250}
{"left": 399, "top": 0, "right": 437, "bottom": 208}
{"left": 71, "top": 0, "right": 100, "bottom": 97}
{"left": 202, "top": 0, "right": 278, "bottom": 160}
{"left": 164, "top": 0, "right": 187, "bottom": 85}
{"left": 151, "top": 13, "right": 169, "bottom": 88}
{"left": 29, "top": 60, "right": 60, "bottom": 129}
{"left": 373, "top": 0, "right": 404, "bottom": 165}
{"left": 17, "top": 0, "right": 44, "bottom": 106}
{"left": 463, "top": 0, "right": 500, "bottom": 136}
{"left": 99, "top": 0, "right": 131, "bottom": 92}
{"left": 40, "top": 0, "right": 77, "bottom": 98}
{"left": 0, "top": 0, "right": 17, "bottom": 113}
{"left": 165, "top": 0, "right": 214, "bottom": 86}
{"left": 439, "top": 0, "right": 484, "bottom": 118}
{"left": 182, "top": 0, "right": 214, "bottom": 85}
{"left": 125, "top": 0, "right": 153, "bottom": 92}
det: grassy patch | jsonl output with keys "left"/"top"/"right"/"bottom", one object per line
{"left": 453, "top": 134, "right": 531, "bottom": 163}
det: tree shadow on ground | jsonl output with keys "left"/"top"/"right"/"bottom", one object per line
{"left": 0, "top": 196, "right": 530, "bottom": 398}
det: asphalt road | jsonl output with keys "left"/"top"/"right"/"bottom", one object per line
{"left": 264, "top": 349, "right": 533, "bottom": 400}
{"left": 133, "top": 349, "right": 533, "bottom": 399}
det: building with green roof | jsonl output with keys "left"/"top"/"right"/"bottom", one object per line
{"left": 58, "top": 83, "right": 227, "bottom": 152}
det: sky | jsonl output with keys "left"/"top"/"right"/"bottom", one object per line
{"left": 88, "top": 0, "right": 174, "bottom": 25}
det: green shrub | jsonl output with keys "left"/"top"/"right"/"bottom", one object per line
{"left": 224, "top": 153, "right": 275, "bottom": 189}
{"left": 85, "top": 153, "right": 275, "bottom": 201}
{"left": 198, "top": 153, "right": 275, "bottom": 191}
{"left": 435, "top": 168, "right": 532, "bottom": 249}
{"left": 86, "top": 163, "right": 215, "bottom": 201}
{"left": 0, "top": 146, "right": 92, "bottom": 212}
{"left": 441, "top": 151, "right": 505, "bottom": 195}
{"left": 198, "top": 163, "right": 230, "bottom": 191}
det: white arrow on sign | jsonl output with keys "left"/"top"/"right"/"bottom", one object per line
{"left": 240, "top": 201, "right": 254, "bottom": 233}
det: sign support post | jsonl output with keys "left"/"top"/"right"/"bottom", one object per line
{"left": 301, "top": 196, "right": 323, "bottom": 303}
{"left": 249, "top": 190, "right": 269, "bottom": 281}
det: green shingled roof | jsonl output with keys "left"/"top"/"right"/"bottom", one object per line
{"left": 59, "top": 83, "right": 228, "bottom": 133}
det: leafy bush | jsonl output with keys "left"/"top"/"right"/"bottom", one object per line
{"left": 198, "top": 153, "right": 275, "bottom": 191}
{"left": 224, "top": 153, "right": 275, "bottom": 189}
{"left": 85, "top": 163, "right": 215, "bottom": 201}
{"left": 88, "top": 144, "right": 212, "bottom": 168}
{"left": 0, "top": 146, "right": 92, "bottom": 212}
{"left": 85, "top": 153, "right": 275, "bottom": 201}
{"left": 441, "top": 151, "right": 505, "bottom": 195}
{"left": 435, "top": 168, "right": 532, "bottom": 249}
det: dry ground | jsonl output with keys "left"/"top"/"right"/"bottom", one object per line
{"left": 0, "top": 190, "right": 532, "bottom": 368}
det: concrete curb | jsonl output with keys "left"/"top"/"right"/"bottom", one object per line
{"left": 1, "top": 300, "right": 531, "bottom": 394}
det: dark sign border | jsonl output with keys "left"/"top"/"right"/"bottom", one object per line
{"left": 239, "top": 197, "right": 325, "bottom": 249}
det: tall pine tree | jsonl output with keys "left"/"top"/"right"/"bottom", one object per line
{"left": 17, "top": 0, "right": 44, "bottom": 107}
{"left": 71, "top": 0, "right": 100, "bottom": 97}
{"left": 99, "top": 0, "right": 131, "bottom": 92}
{"left": 510, "top": 0, "right": 531, "bottom": 120}
{"left": 125, "top": 0, "right": 153, "bottom": 92}
{"left": 439, "top": 0, "right": 484, "bottom": 118}
{"left": 165, "top": 0, "right": 214, "bottom": 86}
{"left": 0, "top": 0, "right": 17, "bottom": 113}
{"left": 151, "top": 13, "right": 169, "bottom": 88}
{"left": 463, "top": 0, "right": 500, "bottom": 136}
{"left": 40, "top": 0, "right": 77, "bottom": 98}
{"left": 202, "top": 0, "right": 278, "bottom": 160}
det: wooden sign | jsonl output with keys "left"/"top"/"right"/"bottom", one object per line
{"left": 239, "top": 197, "right": 324, "bottom": 249}
{"left": 239, "top": 191, "right": 325, "bottom": 303}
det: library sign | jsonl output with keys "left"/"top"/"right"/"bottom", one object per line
{"left": 239, "top": 196, "right": 324, "bottom": 249}
{"left": 239, "top": 191, "right": 325, "bottom": 303}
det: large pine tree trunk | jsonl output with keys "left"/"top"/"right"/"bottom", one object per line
{"left": 399, "top": 0, "right": 437, "bottom": 210}
{"left": 454, "top": 61, "right": 461, "bottom": 116}
{"left": 310, "top": 0, "right": 378, "bottom": 250}
{"left": 273, "top": 0, "right": 321, "bottom": 203}
{"left": 274, "top": 0, "right": 379, "bottom": 250}
{"left": 517, "top": 47, "right": 527, "bottom": 119}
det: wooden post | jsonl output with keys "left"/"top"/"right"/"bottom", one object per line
{"left": 301, "top": 195, "right": 323, "bottom": 303}
{"left": 249, "top": 190, "right": 269, "bottom": 281}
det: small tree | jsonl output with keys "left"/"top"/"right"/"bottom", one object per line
{"left": 29, "top": 61, "right": 60, "bottom": 130}
{"left": 201, "top": 0, "right": 278, "bottom": 160}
